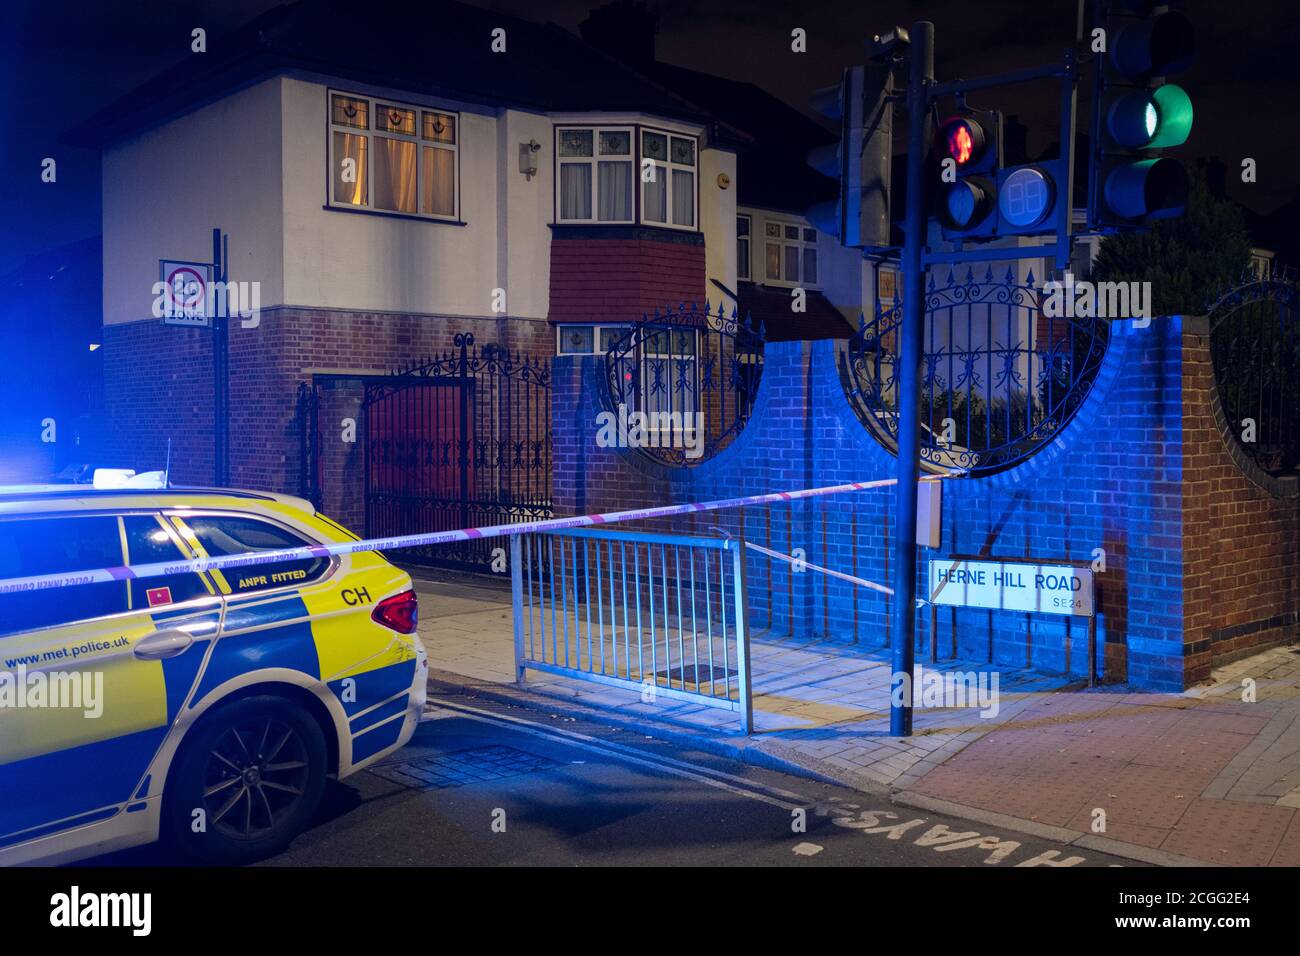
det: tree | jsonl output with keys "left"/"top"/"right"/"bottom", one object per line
{"left": 1089, "top": 165, "right": 1253, "bottom": 317}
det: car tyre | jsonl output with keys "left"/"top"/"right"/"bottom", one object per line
{"left": 164, "top": 695, "right": 327, "bottom": 865}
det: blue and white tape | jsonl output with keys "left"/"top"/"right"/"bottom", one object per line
{"left": 0, "top": 474, "right": 956, "bottom": 594}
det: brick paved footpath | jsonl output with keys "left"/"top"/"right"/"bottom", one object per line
{"left": 411, "top": 570, "right": 1300, "bottom": 867}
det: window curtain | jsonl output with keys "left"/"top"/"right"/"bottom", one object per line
{"left": 644, "top": 167, "right": 667, "bottom": 223}
{"left": 422, "top": 146, "right": 455, "bottom": 217}
{"left": 561, "top": 163, "right": 592, "bottom": 219}
{"left": 597, "top": 161, "right": 631, "bottom": 221}
{"left": 332, "top": 132, "right": 367, "bottom": 205}
{"left": 671, "top": 170, "right": 694, "bottom": 227}
{"left": 374, "top": 137, "right": 417, "bottom": 213}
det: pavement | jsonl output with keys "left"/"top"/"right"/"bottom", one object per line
{"left": 410, "top": 567, "right": 1300, "bottom": 868}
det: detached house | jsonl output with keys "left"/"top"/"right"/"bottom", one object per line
{"left": 74, "top": 0, "right": 878, "bottom": 534}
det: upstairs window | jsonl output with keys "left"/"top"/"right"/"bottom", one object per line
{"left": 556, "top": 125, "right": 698, "bottom": 230}
{"left": 558, "top": 128, "right": 634, "bottom": 223}
{"left": 329, "top": 91, "right": 459, "bottom": 220}
{"left": 737, "top": 215, "right": 752, "bottom": 280}
{"left": 763, "top": 221, "right": 818, "bottom": 287}
{"left": 642, "top": 130, "right": 697, "bottom": 228}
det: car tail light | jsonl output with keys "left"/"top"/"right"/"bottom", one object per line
{"left": 372, "top": 589, "right": 418, "bottom": 633}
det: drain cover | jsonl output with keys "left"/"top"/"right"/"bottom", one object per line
{"left": 366, "top": 745, "right": 560, "bottom": 791}
{"left": 656, "top": 663, "right": 736, "bottom": 685}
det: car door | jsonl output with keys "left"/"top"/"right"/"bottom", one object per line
{"left": 0, "top": 512, "right": 220, "bottom": 849}
{"left": 167, "top": 511, "right": 334, "bottom": 704}
{"left": 169, "top": 510, "right": 416, "bottom": 767}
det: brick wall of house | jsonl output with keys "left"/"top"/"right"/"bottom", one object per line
{"left": 548, "top": 231, "right": 707, "bottom": 324}
{"left": 552, "top": 316, "right": 1191, "bottom": 690}
{"left": 101, "top": 321, "right": 215, "bottom": 485}
{"left": 103, "top": 309, "right": 552, "bottom": 534}
{"left": 1181, "top": 315, "right": 1300, "bottom": 682}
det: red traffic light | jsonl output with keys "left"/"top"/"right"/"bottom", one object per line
{"left": 940, "top": 116, "right": 986, "bottom": 167}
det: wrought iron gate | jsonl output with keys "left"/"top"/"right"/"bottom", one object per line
{"left": 1208, "top": 269, "right": 1300, "bottom": 478}
{"left": 843, "top": 267, "right": 1109, "bottom": 476}
{"left": 363, "top": 333, "right": 551, "bottom": 571}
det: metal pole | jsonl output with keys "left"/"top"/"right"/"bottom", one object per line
{"left": 1088, "top": 614, "right": 1097, "bottom": 688}
{"left": 511, "top": 533, "right": 526, "bottom": 685}
{"left": 891, "top": 21, "right": 933, "bottom": 738}
{"left": 212, "top": 228, "right": 229, "bottom": 487}
{"left": 732, "top": 535, "right": 754, "bottom": 735}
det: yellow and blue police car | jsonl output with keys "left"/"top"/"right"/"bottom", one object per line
{"left": 0, "top": 478, "right": 428, "bottom": 865}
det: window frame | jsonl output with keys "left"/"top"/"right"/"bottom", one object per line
{"left": 166, "top": 510, "right": 339, "bottom": 599}
{"left": 761, "top": 218, "right": 821, "bottom": 289}
{"left": 327, "top": 89, "right": 461, "bottom": 222}
{"left": 555, "top": 323, "right": 633, "bottom": 356}
{"left": 0, "top": 510, "right": 221, "bottom": 639}
{"left": 640, "top": 127, "right": 699, "bottom": 230}
{"left": 554, "top": 123, "right": 700, "bottom": 232}
{"left": 737, "top": 214, "right": 752, "bottom": 281}
{"left": 555, "top": 125, "right": 636, "bottom": 226}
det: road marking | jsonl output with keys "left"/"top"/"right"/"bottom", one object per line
{"left": 423, "top": 698, "right": 1096, "bottom": 867}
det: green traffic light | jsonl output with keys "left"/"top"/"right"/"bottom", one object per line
{"left": 1147, "top": 84, "right": 1193, "bottom": 148}
{"left": 1107, "top": 84, "right": 1193, "bottom": 149}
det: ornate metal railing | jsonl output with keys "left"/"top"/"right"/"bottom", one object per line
{"left": 295, "top": 380, "right": 322, "bottom": 509}
{"left": 363, "top": 334, "right": 552, "bottom": 571}
{"left": 843, "top": 267, "right": 1110, "bottom": 476}
{"left": 603, "top": 304, "right": 764, "bottom": 466}
{"left": 1208, "top": 267, "right": 1300, "bottom": 477}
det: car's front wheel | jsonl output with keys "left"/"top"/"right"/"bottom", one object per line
{"left": 164, "top": 695, "right": 327, "bottom": 865}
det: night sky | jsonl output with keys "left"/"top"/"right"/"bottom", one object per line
{"left": 2, "top": 0, "right": 1297, "bottom": 274}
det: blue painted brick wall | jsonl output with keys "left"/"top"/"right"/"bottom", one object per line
{"left": 552, "top": 316, "right": 1186, "bottom": 690}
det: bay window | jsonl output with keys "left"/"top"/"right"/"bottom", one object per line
{"left": 556, "top": 125, "right": 698, "bottom": 230}
{"left": 329, "top": 91, "right": 459, "bottom": 220}
{"left": 558, "top": 127, "right": 633, "bottom": 222}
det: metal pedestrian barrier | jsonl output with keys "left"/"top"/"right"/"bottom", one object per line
{"left": 510, "top": 528, "right": 754, "bottom": 733}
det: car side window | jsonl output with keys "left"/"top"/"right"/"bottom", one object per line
{"left": 0, "top": 516, "right": 129, "bottom": 636}
{"left": 180, "top": 515, "right": 329, "bottom": 595}
{"left": 123, "top": 515, "right": 211, "bottom": 609}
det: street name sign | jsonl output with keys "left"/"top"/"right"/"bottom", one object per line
{"left": 928, "top": 558, "right": 1094, "bottom": 617}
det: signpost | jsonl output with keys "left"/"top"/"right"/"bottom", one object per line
{"left": 159, "top": 229, "right": 228, "bottom": 485}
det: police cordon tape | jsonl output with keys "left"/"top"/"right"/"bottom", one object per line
{"left": 0, "top": 474, "right": 961, "bottom": 594}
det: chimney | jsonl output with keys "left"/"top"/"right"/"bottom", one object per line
{"left": 579, "top": 1, "right": 658, "bottom": 67}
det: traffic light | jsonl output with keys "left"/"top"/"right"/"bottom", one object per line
{"left": 1090, "top": 2, "right": 1195, "bottom": 228}
{"left": 933, "top": 108, "right": 1002, "bottom": 237}
{"left": 807, "top": 62, "right": 894, "bottom": 250}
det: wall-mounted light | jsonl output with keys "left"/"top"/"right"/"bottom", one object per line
{"left": 519, "top": 139, "right": 540, "bottom": 179}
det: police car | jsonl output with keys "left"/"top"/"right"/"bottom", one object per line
{"left": 0, "top": 474, "right": 428, "bottom": 865}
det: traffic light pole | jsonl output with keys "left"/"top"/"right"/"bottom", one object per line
{"left": 890, "top": 20, "right": 933, "bottom": 738}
